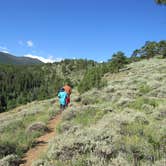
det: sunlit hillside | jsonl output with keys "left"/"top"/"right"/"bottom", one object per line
{"left": 0, "top": 58, "right": 166, "bottom": 166}
{"left": 32, "top": 58, "right": 166, "bottom": 166}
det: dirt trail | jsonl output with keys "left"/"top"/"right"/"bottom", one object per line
{"left": 20, "top": 113, "right": 62, "bottom": 166}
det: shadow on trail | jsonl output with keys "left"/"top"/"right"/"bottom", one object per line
{"left": 31, "top": 140, "right": 48, "bottom": 148}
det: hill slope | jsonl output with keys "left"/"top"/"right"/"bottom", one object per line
{"left": 0, "top": 58, "right": 166, "bottom": 165}
{"left": 0, "top": 52, "right": 43, "bottom": 65}
{"left": 34, "top": 58, "right": 166, "bottom": 166}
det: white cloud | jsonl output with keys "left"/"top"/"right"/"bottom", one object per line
{"left": 0, "top": 46, "right": 8, "bottom": 50}
{"left": 24, "top": 54, "right": 62, "bottom": 63}
{"left": 1, "top": 50, "right": 9, "bottom": 54}
{"left": 26, "top": 40, "right": 34, "bottom": 47}
{"left": 18, "top": 40, "right": 33, "bottom": 47}
{"left": 0, "top": 46, "right": 10, "bottom": 53}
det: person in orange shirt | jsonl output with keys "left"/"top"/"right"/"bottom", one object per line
{"left": 63, "top": 84, "right": 72, "bottom": 106}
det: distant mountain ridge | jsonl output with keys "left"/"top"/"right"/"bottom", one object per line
{"left": 0, "top": 52, "right": 43, "bottom": 65}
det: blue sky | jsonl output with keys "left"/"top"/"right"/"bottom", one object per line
{"left": 0, "top": 0, "right": 165, "bottom": 62}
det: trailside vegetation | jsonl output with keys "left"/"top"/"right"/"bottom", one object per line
{"left": 0, "top": 98, "right": 60, "bottom": 162}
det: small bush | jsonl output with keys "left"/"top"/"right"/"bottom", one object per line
{"left": 49, "top": 109, "right": 59, "bottom": 119}
{"left": 0, "top": 141, "right": 18, "bottom": 159}
{"left": 149, "top": 86, "right": 166, "bottom": 98}
{"left": 111, "top": 153, "right": 130, "bottom": 166}
{"left": 116, "top": 97, "right": 133, "bottom": 107}
{"left": 144, "top": 124, "right": 166, "bottom": 160}
{"left": 147, "top": 80, "right": 160, "bottom": 89}
{"left": 81, "top": 98, "right": 95, "bottom": 105}
{"left": 73, "top": 96, "right": 82, "bottom": 102}
{"left": 129, "top": 97, "right": 158, "bottom": 111}
{"left": 139, "top": 84, "right": 152, "bottom": 94}
{"left": 153, "top": 105, "right": 166, "bottom": 120}
{"left": 56, "top": 121, "right": 80, "bottom": 134}
{"left": 81, "top": 91, "right": 102, "bottom": 105}
{"left": 72, "top": 109, "right": 106, "bottom": 127}
{"left": 119, "top": 135, "right": 154, "bottom": 164}
{"left": 134, "top": 115, "right": 149, "bottom": 125}
{"left": 141, "top": 104, "right": 154, "bottom": 114}
{"left": 32, "top": 159, "right": 50, "bottom": 166}
{"left": 120, "top": 121, "right": 146, "bottom": 137}
{"left": 62, "top": 109, "right": 77, "bottom": 121}
{"left": 0, "top": 155, "right": 20, "bottom": 166}
{"left": 26, "top": 122, "right": 48, "bottom": 133}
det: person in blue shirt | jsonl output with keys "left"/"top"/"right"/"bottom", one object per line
{"left": 58, "top": 88, "right": 68, "bottom": 112}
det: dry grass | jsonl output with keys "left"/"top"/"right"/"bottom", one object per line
{"left": 1, "top": 58, "right": 166, "bottom": 165}
{"left": 34, "top": 58, "right": 166, "bottom": 166}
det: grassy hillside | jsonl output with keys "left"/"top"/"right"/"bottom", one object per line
{"left": 32, "top": 58, "right": 166, "bottom": 166}
{"left": 0, "top": 52, "right": 43, "bottom": 65}
{"left": 0, "top": 97, "right": 60, "bottom": 165}
{"left": 0, "top": 58, "right": 165, "bottom": 165}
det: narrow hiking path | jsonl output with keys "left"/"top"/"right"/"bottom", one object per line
{"left": 20, "top": 113, "right": 62, "bottom": 166}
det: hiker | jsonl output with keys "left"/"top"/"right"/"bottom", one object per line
{"left": 63, "top": 84, "right": 72, "bottom": 107}
{"left": 58, "top": 88, "right": 68, "bottom": 112}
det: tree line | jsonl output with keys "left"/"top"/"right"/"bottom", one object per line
{"left": 0, "top": 59, "right": 95, "bottom": 112}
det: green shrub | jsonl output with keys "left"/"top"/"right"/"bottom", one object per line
{"left": 56, "top": 121, "right": 80, "bottom": 134}
{"left": 141, "top": 104, "right": 154, "bottom": 114}
{"left": 62, "top": 109, "right": 77, "bottom": 121}
{"left": 144, "top": 124, "right": 166, "bottom": 160}
{"left": 129, "top": 97, "right": 158, "bottom": 111}
{"left": 48, "top": 109, "right": 59, "bottom": 119}
{"left": 0, "top": 141, "right": 18, "bottom": 159}
{"left": 148, "top": 86, "right": 166, "bottom": 98}
{"left": 120, "top": 122, "right": 145, "bottom": 137}
{"left": 153, "top": 105, "right": 166, "bottom": 120}
{"left": 72, "top": 109, "right": 106, "bottom": 127}
{"left": 116, "top": 97, "right": 133, "bottom": 108}
{"left": 119, "top": 135, "right": 153, "bottom": 165}
{"left": 0, "top": 154, "right": 20, "bottom": 166}
{"left": 110, "top": 153, "right": 130, "bottom": 166}
{"left": 81, "top": 97, "right": 97, "bottom": 105}
{"left": 32, "top": 159, "right": 51, "bottom": 166}
{"left": 26, "top": 122, "right": 48, "bottom": 133}
{"left": 139, "top": 84, "right": 151, "bottom": 94}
